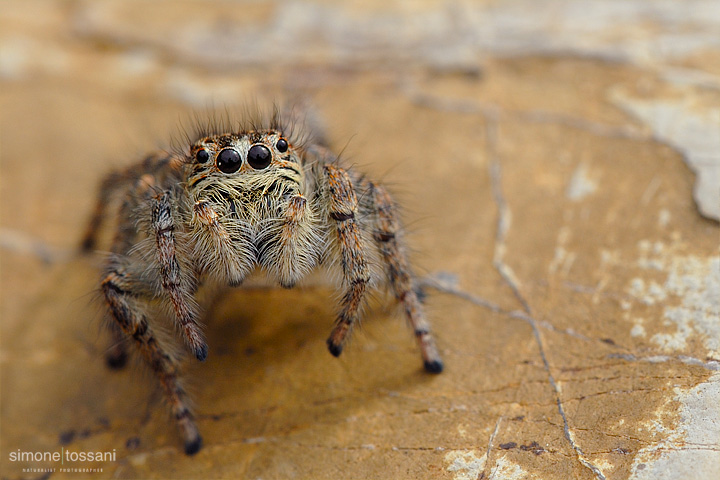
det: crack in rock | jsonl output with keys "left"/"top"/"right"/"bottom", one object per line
{"left": 484, "top": 115, "right": 608, "bottom": 480}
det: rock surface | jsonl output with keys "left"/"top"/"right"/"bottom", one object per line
{"left": 1, "top": 1, "right": 718, "bottom": 479}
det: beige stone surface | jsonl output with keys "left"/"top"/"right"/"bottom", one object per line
{"left": 1, "top": 1, "right": 719, "bottom": 479}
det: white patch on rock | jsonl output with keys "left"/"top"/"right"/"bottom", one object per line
{"left": 446, "top": 452, "right": 533, "bottom": 480}
{"left": 610, "top": 91, "right": 720, "bottom": 222}
{"left": 630, "top": 373, "right": 720, "bottom": 479}
{"left": 628, "top": 249, "right": 719, "bottom": 355}
{"left": 487, "top": 455, "right": 535, "bottom": 480}
{"left": 109, "top": 1, "right": 720, "bottom": 67}
{"left": 658, "top": 209, "right": 671, "bottom": 228}
{"left": 549, "top": 226, "right": 576, "bottom": 275}
{"left": 631, "top": 323, "right": 646, "bottom": 338}
{"left": 0, "top": 36, "right": 69, "bottom": 80}
{"left": 566, "top": 163, "right": 598, "bottom": 201}
{"left": 445, "top": 450, "right": 486, "bottom": 480}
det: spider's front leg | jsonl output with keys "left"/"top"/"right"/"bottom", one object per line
{"left": 152, "top": 192, "right": 207, "bottom": 361}
{"left": 323, "top": 165, "right": 370, "bottom": 356}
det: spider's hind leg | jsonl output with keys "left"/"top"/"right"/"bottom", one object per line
{"left": 98, "top": 172, "right": 158, "bottom": 368}
{"left": 81, "top": 153, "right": 173, "bottom": 252}
{"left": 101, "top": 259, "right": 203, "bottom": 455}
{"left": 370, "top": 183, "right": 444, "bottom": 373}
{"left": 105, "top": 322, "right": 129, "bottom": 369}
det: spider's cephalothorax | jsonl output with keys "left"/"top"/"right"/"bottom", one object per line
{"left": 185, "top": 130, "right": 324, "bottom": 290}
{"left": 82, "top": 111, "right": 443, "bottom": 455}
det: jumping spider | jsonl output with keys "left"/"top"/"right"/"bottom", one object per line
{"left": 82, "top": 109, "right": 443, "bottom": 455}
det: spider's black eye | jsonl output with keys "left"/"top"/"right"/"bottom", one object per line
{"left": 195, "top": 148, "right": 209, "bottom": 164}
{"left": 276, "top": 138, "right": 288, "bottom": 153}
{"left": 247, "top": 144, "right": 272, "bottom": 170}
{"left": 217, "top": 148, "right": 242, "bottom": 173}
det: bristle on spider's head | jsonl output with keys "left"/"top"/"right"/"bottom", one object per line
{"left": 169, "top": 101, "right": 326, "bottom": 162}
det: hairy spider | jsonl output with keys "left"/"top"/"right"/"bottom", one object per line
{"left": 82, "top": 108, "right": 443, "bottom": 455}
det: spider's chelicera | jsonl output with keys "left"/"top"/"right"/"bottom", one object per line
{"left": 82, "top": 110, "right": 443, "bottom": 455}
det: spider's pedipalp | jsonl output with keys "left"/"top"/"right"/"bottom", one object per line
{"left": 258, "top": 193, "right": 322, "bottom": 288}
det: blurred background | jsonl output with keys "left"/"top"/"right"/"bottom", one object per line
{"left": 1, "top": 1, "right": 719, "bottom": 479}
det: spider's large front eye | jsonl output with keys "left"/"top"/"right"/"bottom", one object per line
{"left": 217, "top": 148, "right": 242, "bottom": 173}
{"left": 195, "top": 148, "right": 209, "bottom": 164}
{"left": 247, "top": 144, "right": 272, "bottom": 170}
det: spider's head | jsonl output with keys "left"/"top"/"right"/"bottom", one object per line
{"left": 189, "top": 130, "right": 298, "bottom": 175}
{"left": 185, "top": 129, "right": 305, "bottom": 202}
